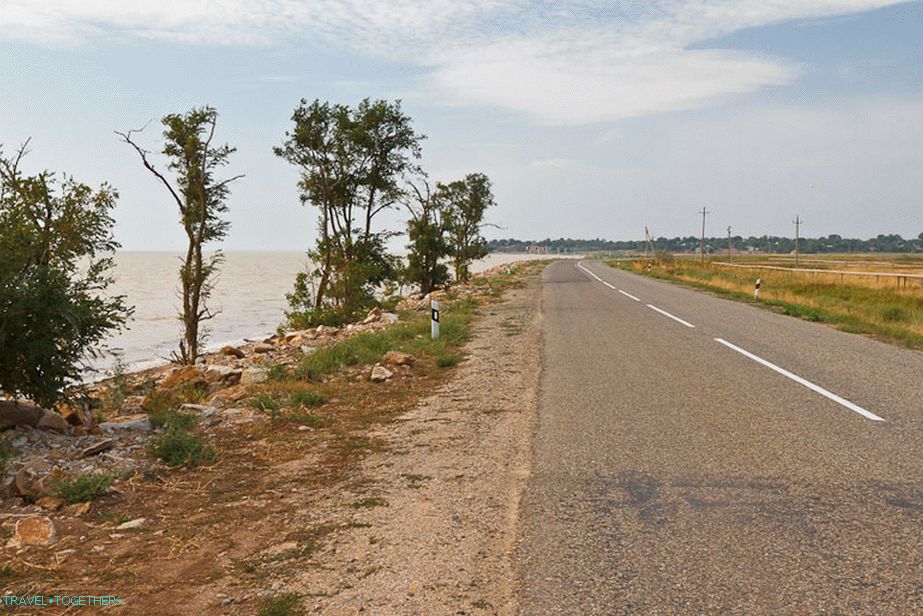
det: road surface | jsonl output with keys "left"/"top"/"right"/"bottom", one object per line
{"left": 516, "top": 259, "right": 923, "bottom": 614}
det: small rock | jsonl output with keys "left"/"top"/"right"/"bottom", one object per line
{"left": 253, "top": 343, "right": 274, "bottom": 354}
{"left": 383, "top": 351, "right": 415, "bottom": 367}
{"left": 220, "top": 345, "right": 246, "bottom": 359}
{"left": 240, "top": 367, "right": 268, "bottom": 386}
{"left": 99, "top": 418, "right": 152, "bottom": 433}
{"left": 381, "top": 312, "right": 399, "bottom": 324}
{"left": 81, "top": 439, "right": 115, "bottom": 457}
{"left": 36, "top": 496, "right": 66, "bottom": 512}
{"left": 15, "top": 516, "right": 57, "bottom": 546}
{"left": 300, "top": 346, "right": 317, "bottom": 355}
{"left": 161, "top": 365, "right": 203, "bottom": 389}
{"left": 116, "top": 517, "right": 147, "bottom": 530}
{"left": 11, "top": 468, "right": 35, "bottom": 497}
{"left": 370, "top": 365, "right": 394, "bottom": 383}
{"left": 180, "top": 403, "right": 211, "bottom": 412}
{"left": 362, "top": 307, "right": 382, "bottom": 325}
{"left": 64, "top": 502, "right": 92, "bottom": 516}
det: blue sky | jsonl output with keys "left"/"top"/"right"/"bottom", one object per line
{"left": 1, "top": 1, "right": 921, "bottom": 250}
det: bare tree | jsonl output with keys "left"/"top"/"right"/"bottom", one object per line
{"left": 118, "top": 107, "right": 242, "bottom": 364}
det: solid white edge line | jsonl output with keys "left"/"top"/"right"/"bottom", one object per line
{"left": 603, "top": 282, "right": 617, "bottom": 290}
{"left": 714, "top": 338, "right": 884, "bottom": 422}
{"left": 646, "top": 304, "right": 696, "bottom": 328}
{"left": 619, "top": 290, "right": 641, "bottom": 302}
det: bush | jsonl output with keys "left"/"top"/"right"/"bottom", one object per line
{"left": 173, "top": 380, "right": 208, "bottom": 403}
{"left": 50, "top": 472, "right": 116, "bottom": 503}
{"left": 0, "top": 147, "right": 131, "bottom": 407}
{"left": 149, "top": 427, "right": 215, "bottom": 468}
{"left": 265, "top": 363, "right": 290, "bottom": 382}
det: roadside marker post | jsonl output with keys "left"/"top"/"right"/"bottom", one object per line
{"left": 431, "top": 300, "right": 440, "bottom": 339}
{"left": 754, "top": 278, "right": 761, "bottom": 300}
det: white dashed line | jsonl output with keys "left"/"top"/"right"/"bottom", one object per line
{"left": 618, "top": 290, "right": 641, "bottom": 302}
{"left": 714, "top": 338, "right": 884, "bottom": 422}
{"left": 646, "top": 304, "right": 695, "bottom": 328}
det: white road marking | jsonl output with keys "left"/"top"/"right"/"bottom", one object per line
{"left": 714, "top": 338, "right": 885, "bottom": 422}
{"left": 576, "top": 262, "right": 603, "bottom": 281}
{"left": 602, "top": 281, "right": 617, "bottom": 290}
{"left": 619, "top": 290, "right": 641, "bottom": 302}
{"left": 646, "top": 304, "right": 696, "bottom": 328}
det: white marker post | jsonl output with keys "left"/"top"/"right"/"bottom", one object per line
{"left": 431, "top": 300, "right": 440, "bottom": 339}
{"left": 754, "top": 278, "right": 761, "bottom": 300}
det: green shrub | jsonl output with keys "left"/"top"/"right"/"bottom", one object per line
{"left": 291, "top": 413, "right": 331, "bottom": 427}
{"left": 149, "top": 427, "right": 215, "bottom": 468}
{"left": 258, "top": 593, "right": 301, "bottom": 616}
{"left": 50, "top": 472, "right": 116, "bottom": 503}
{"left": 288, "top": 388, "right": 328, "bottom": 408}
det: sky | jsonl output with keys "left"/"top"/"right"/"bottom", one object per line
{"left": 1, "top": 0, "right": 921, "bottom": 250}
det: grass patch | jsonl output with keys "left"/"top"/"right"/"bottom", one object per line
{"left": 173, "top": 381, "right": 209, "bottom": 404}
{"left": 265, "top": 362, "right": 290, "bottom": 382}
{"left": 258, "top": 593, "right": 301, "bottom": 616}
{"left": 293, "top": 297, "right": 478, "bottom": 381}
{"left": 50, "top": 472, "right": 116, "bottom": 503}
{"left": 149, "top": 427, "right": 215, "bottom": 468}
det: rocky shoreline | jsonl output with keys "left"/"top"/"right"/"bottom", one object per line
{"left": 0, "top": 263, "right": 535, "bottom": 599}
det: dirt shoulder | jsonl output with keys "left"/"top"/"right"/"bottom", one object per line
{"left": 285, "top": 269, "right": 542, "bottom": 614}
{"left": 1, "top": 264, "right": 544, "bottom": 615}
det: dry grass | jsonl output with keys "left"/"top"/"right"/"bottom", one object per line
{"left": 611, "top": 255, "right": 923, "bottom": 348}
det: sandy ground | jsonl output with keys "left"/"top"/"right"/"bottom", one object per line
{"left": 285, "top": 274, "right": 542, "bottom": 614}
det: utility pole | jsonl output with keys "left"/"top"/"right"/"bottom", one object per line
{"left": 793, "top": 215, "right": 802, "bottom": 267}
{"left": 699, "top": 207, "right": 710, "bottom": 263}
{"left": 727, "top": 226, "right": 733, "bottom": 263}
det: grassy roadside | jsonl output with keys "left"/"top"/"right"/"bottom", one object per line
{"left": 607, "top": 257, "right": 923, "bottom": 349}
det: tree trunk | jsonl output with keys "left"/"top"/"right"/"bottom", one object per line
{"left": 0, "top": 399, "right": 69, "bottom": 433}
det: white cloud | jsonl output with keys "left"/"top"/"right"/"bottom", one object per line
{"left": 0, "top": 1, "right": 904, "bottom": 124}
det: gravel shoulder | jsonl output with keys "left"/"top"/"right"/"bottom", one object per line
{"left": 287, "top": 270, "right": 542, "bottom": 614}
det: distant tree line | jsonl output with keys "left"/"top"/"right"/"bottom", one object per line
{"left": 1, "top": 98, "right": 493, "bottom": 412}
{"left": 489, "top": 233, "right": 923, "bottom": 255}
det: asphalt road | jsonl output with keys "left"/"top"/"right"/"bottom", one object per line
{"left": 516, "top": 259, "right": 923, "bottom": 615}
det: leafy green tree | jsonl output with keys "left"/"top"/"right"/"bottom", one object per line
{"left": 119, "top": 107, "right": 242, "bottom": 363}
{"left": 275, "top": 98, "right": 422, "bottom": 324}
{"left": 0, "top": 141, "right": 131, "bottom": 407}
{"left": 442, "top": 173, "right": 495, "bottom": 283}
{"left": 403, "top": 178, "right": 450, "bottom": 294}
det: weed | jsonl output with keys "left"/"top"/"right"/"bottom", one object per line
{"left": 292, "top": 413, "right": 332, "bottom": 427}
{"left": 249, "top": 392, "right": 282, "bottom": 419}
{"left": 0, "top": 438, "right": 14, "bottom": 476}
{"left": 258, "top": 593, "right": 301, "bottom": 616}
{"left": 141, "top": 389, "right": 180, "bottom": 415}
{"left": 149, "top": 427, "right": 215, "bottom": 468}
{"left": 148, "top": 408, "right": 198, "bottom": 431}
{"left": 288, "top": 388, "right": 328, "bottom": 408}
{"left": 50, "top": 472, "right": 116, "bottom": 503}
{"left": 436, "top": 354, "right": 462, "bottom": 368}
{"left": 100, "top": 356, "right": 130, "bottom": 412}
{"left": 266, "top": 362, "right": 290, "bottom": 382}
{"left": 173, "top": 380, "right": 209, "bottom": 404}
{"left": 351, "top": 496, "right": 387, "bottom": 509}
{"left": 0, "top": 564, "right": 16, "bottom": 584}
